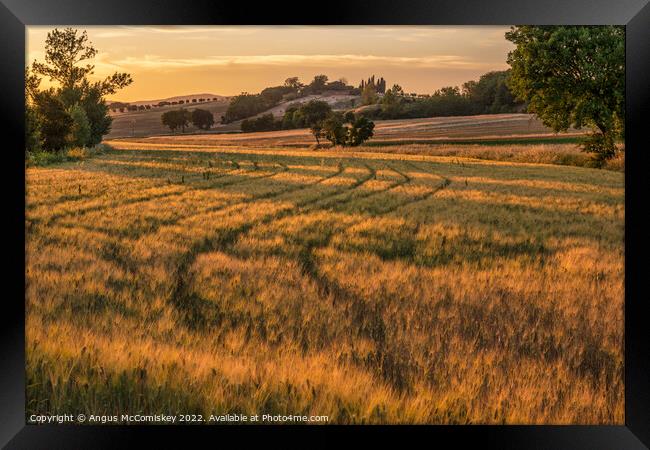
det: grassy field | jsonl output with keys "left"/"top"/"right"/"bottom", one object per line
{"left": 25, "top": 137, "right": 624, "bottom": 424}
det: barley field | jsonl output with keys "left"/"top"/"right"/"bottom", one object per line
{"left": 25, "top": 140, "right": 624, "bottom": 424}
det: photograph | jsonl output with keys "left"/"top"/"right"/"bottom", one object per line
{"left": 24, "top": 24, "right": 626, "bottom": 426}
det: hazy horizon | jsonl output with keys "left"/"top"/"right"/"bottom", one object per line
{"left": 27, "top": 25, "right": 514, "bottom": 102}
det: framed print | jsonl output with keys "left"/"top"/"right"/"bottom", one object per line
{"left": 1, "top": 0, "right": 649, "bottom": 447}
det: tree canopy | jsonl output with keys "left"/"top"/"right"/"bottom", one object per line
{"left": 505, "top": 25, "right": 624, "bottom": 159}
{"left": 191, "top": 109, "right": 215, "bottom": 130}
{"left": 462, "top": 70, "right": 522, "bottom": 114}
{"left": 161, "top": 109, "right": 191, "bottom": 133}
{"left": 299, "top": 100, "right": 332, "bottom": 144}
{"left": 323, "top": 111, "right": 374, "bottom": 147}
{"left": 27, "top": 28, "right": 133, "bottom": 153}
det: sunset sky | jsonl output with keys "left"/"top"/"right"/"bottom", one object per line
{"left": 27, "top": 26, "right": 514, "bottom": 103}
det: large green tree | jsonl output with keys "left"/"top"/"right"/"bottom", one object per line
{"left": 29, "top": 28, "right": 133, "bottom": 151}
{"left": 505, "top": 26, "right": 624, "bottom": 160}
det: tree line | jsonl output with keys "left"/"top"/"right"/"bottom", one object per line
{"left": 25, "top": 26, "right": 624, "bottom": 163}
{"left": 238, "top": 70, "right": 521, "bottom": 134}
{"left": 360, "top": 70, "right": 523, "bottom": 120}
{"left": 225, "top": 69, "right": 523, "bottom": 129}
{"left": 109, "top": 97, "right": 222, "bottom": 113}
{"left": 25, "top": 28, "right": 132, "bottom": 155}
{"left": 242, "top": 100, "right": 374, "bottom": 147}
{"left": 222, "top": 75, "right": 358, "bottom": 124}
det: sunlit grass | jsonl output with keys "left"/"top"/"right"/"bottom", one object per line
{"left": 26, "top": 141, "right": 624, "bottom": 424}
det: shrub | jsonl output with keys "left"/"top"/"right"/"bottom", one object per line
{"left": 241, "top": 114, "right": 280, "bottom": 133}
{"left": 26, "top": 144, "right": 109, "bottom": 167}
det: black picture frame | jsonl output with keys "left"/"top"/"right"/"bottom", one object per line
{"left": 2, "top": 1, "right": 649, "bottom": 448}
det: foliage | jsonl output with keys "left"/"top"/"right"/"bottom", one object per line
{"left": 31, "top": 89, "right": 73, "bottom": 152}
{"left": 323, "top": 112, "right": 375, "bottom": 147}
{"left": 79, "top": 84, "right": 113, "bottom": 146}
{"left": 305, "top": 74, "right": 329, "bottom": 95}
{"left": 361, "top": 84, "right": 379, "bottom": 105}
{"left": 68, "top": 103, "right": 92, "bottom": 147}
{"left": 225, "top": 75, "right": 356, "bottom": 125}
{"left": 322, "top": 113, "right": 347, "bottom": 145}
{"left": 26, "top": 143, "right": 110, "bottom": 166}
{"left": 27, "top": 28, "right": 132, "bottom": 154}
{"left": 346, "top": 116, "right": 375, "bottom": 146}
{"left": 505, "top": 25, "right": 625, "bottom": 158}
{"left": 281, "top": 104, "right": 304, "bottom": 129}
{"left": 31, "top": 28, "right": 98, "bottom": 90}
{"left": 361, "top": 72, "right": 523, "bottom": 121}
{"left": 260, "top": 86, "right": 296, "bottom": 105}
{"left": 284, "top": 77, "right": 304, "bottom": 90}
{"left": 360, "top": 75, "right": 386, "bottom": 94}
{"left": 379, "top": 84, "right": 405, "bottom": 117}
{"left": 462, "top": 70, "right": 522, "bottom": 114}
{"left": 222, "top": 94, "right": 272, "bottom": 123}
{"left": 241, "top": 114, "right": 280, "bottom": 133}
{"left": 298, "top": 100, "right": 333, "bottom": 144}
{"left": 25, "top": 104, "right": 42, "bottom": 155}
{"left": 191, "top": 109, "right": 215, "bottom": 130}
{"left": 161, "top": 109, "right": 191, "bottom": 133}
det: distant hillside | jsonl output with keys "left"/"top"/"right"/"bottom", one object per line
{"left": 250, "top": 93, "right": 361, "bottom": 119}
{"left": 107, "top": 93, "right": 230, "bottom": 111}
{"left": 105, "top": 92, "right": 363, "bottom": 139}
{"left": 105, "top": 98, "right": 234, "bottom": 139}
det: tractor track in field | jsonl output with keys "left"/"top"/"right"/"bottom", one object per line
{"left": 285, "top": 163, "right": 451, "bottom": 390}
{"left": 46, "top": 161, "right": 369, "bottom": 316}
{"left": 295, "top": 165, "right": 450, "bottom": 305}
{"left": 49, "top": 162, "right": 349, "bottom": 281}
{"left": 52, "top": 160, "right": 347, "bottom": 249}
{"left": 168, "top": 161, "right": 444, "bottom": 330}
{"left": 27, "top": 162, "right": 287, "bottom": 228}
{"left": 167, "top": 160, "right": 451, "bottom": 391}
{"left": 167, "top": 163, "right": 377, "bottom": 329}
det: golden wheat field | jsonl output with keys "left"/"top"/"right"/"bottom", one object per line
{"left": 25, "top": 140, "right": 624, "bottom": 424}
